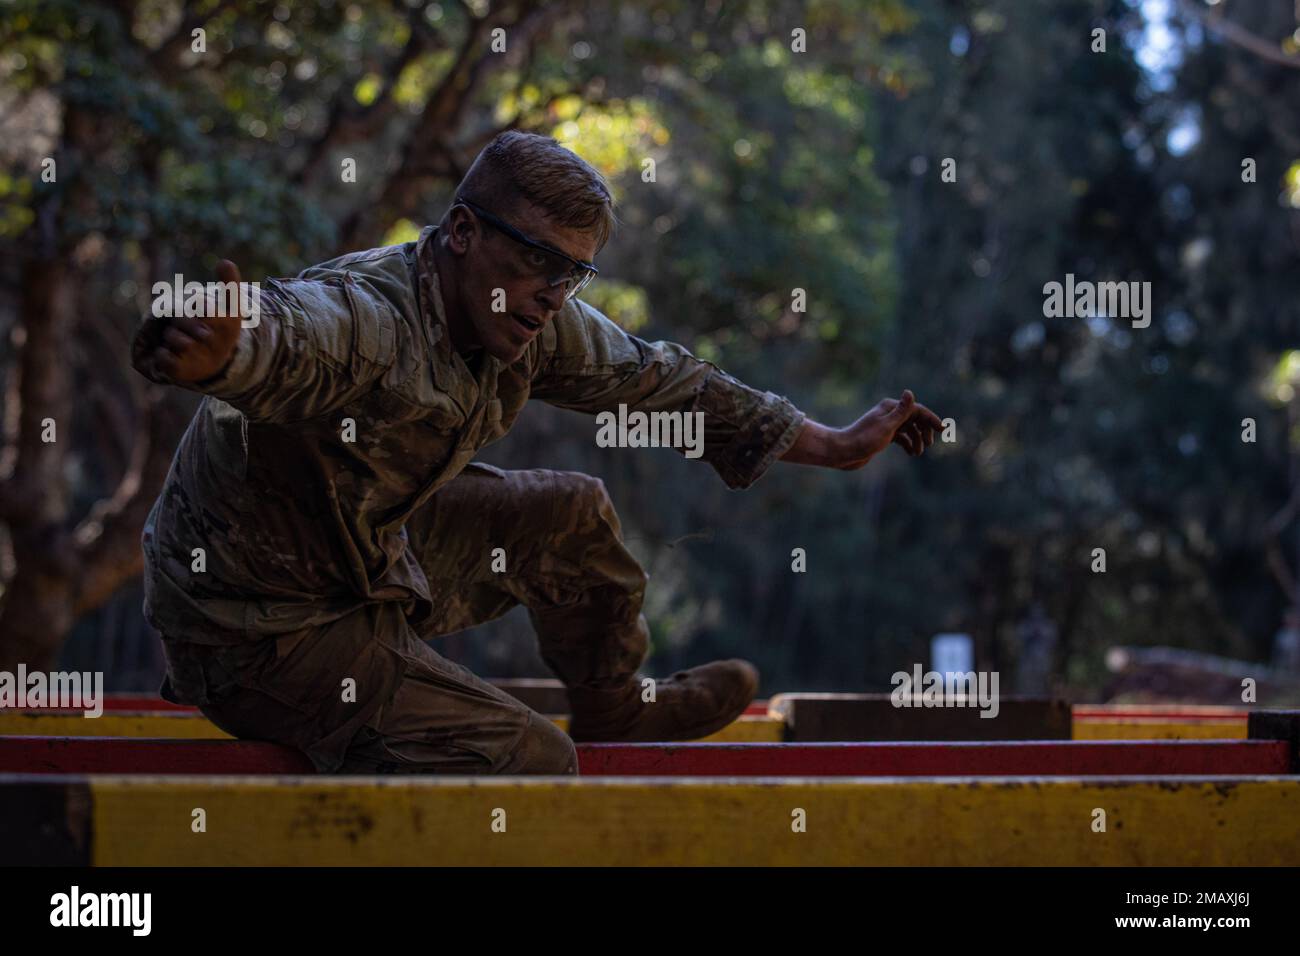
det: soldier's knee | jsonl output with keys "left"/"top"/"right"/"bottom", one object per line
{"left": 555, "top": 472, "right": 612, "bottom": 513}
{"left": 542, "top": 471, "right": 646, "bottom": 598}
{"left": 550, "top": 472, "right": 617, "bottom": 533}
{"left": 504, "top": 712, "right": 578, "bottom": 775}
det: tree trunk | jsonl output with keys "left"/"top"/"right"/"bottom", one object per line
{"left": 0, "top": 252, "right": 76, "bottom": 670}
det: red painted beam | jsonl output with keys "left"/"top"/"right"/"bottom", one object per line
{"left": 574, "top": 740, "right": 1291, "bottom": 775}
{"left": 0, "top": 695, "right": 198, "bottom": 713}
{"left": 96, "top": 696, "right": 197, "bottom": 712}
{"left": 0, "top": 737, "right": 1290, "bottom": 776}
{"left": 0, "top": 736, "right": 313, "bottom": 774}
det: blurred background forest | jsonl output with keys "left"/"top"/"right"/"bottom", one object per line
{"left": 2, "top": 0, "right": 1300, "bottom": 704}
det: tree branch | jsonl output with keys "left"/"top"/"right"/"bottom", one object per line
{"left": 1179, "top": 0, "right": 1300, "bottom": 69}
{"left": 294, "top": 6, "right": 448, "bottom": 185}
{"left": 339, "top": 0, "right": 565, "bottom": 249}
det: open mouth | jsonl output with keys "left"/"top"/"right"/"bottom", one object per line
{"left": 511, "top": 313, "right": 542, "bottom": 332}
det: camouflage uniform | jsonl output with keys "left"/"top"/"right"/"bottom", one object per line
{"left": 131, "top": 225, "right": 806, "bottom": 773}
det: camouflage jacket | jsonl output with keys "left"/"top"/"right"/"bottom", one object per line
{"left": 131, "top": 226, "right": 807, "bottom": 647}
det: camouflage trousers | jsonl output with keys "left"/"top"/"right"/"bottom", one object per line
{"left": 172, "top": 465, "right": 651, "bottom": 774}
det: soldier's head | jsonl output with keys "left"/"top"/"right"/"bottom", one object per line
{"left": 436, "top": 131, "right": 615, "bottom": 362}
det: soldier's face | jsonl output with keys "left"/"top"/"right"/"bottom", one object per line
{"left": 449, "top": 202, "right": 600, "bottom": 364}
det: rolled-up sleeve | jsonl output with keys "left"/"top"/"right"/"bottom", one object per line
{"left": 529, "top": 298, "right": 806, "bottom": 489}
{"left": 131, "top": 271, "right": 401, "bottom": 423}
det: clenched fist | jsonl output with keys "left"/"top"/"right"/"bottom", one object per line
{"left": 136, "top": 259, "right": 246, "bottom": 384}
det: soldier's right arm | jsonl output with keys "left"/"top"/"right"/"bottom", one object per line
{"left": 132, "top": 260, "right": 400, "bottom": 423}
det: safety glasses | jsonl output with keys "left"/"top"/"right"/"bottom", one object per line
{"left": 456, "top": 197, "right": 598, "bottom": 301}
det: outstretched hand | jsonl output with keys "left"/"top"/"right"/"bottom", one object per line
{"left": 781, "top": 390, "right": 944, "bottom": 470}
{"left": 836, "top": 389, "right": 943, "bottom": 467}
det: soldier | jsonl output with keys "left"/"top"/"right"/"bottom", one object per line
{"left": 132, "top": 131, "right": 942, "bottom": 774}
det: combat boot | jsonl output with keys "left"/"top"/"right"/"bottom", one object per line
{"left": 566, "top": 658, "right": 759, "bottom": 743}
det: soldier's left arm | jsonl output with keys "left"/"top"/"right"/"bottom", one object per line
{"left": 529, "top": 299, "right": 944, "bottom": 487}
{"left": 526, "top": 299, "right": 802, "bottom": 489}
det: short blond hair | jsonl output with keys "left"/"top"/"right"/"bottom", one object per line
{"left": 454, "top": 131, "right": 617, "bottom": 249}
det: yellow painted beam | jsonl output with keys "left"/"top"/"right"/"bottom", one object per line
{"left": 55, "top": 775, "right": 1300, "bottom": 865}
{"left": 1073, "top": 705, "right": 1250, "bottom": 718}
{"left": 0, "top": 712, "right": 232, "bottom": 739}
{"left": 1073, "top": 719, "right": 1247, "bottom": 740}
{"left": 697, "top": 716, "right": 784, "bottom": 743}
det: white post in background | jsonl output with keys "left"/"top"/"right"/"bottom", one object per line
{"left": 931, "top": 633, "right": 974, "bottom": 678}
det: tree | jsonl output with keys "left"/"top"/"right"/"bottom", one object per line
{"left": 0, "top": 0, "right": 586, "bottom": 670}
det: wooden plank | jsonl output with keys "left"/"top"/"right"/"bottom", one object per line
{"left": 5, "top": 737, "right": 1289, "bottom": 777}
{"left": 3, "top": 774, "right": 1296, "bottom": 865}
{"left": 0, "top": 712, "right": 232, "bottom": 739}
{"left": 0, "top": 694, "right": 197, "bottom": 713}
{"left": 4, "top": 688, "right": 772, "bottom": 719}
{"left": 1072, "top": 704, "right": 1250, "bottom": 720}
{"left": 575, "top": 740, "right": 1292, "bottom": 776}
{"left": 1072, "top": 718, "right": 1247, "bottom": 740}
{"left": 0, "top": 711, "right": 780, "bottom": 743}
{"left": 548, "top": 714, "right": 783, "bottom": 743}
{"left": 1248, "top": 710, "right": 1300, "bottom": 771}
{"left": 0, "top": 737, "right": 314, "bottom": 774}
{"left": 769, "top": 693, "right": 1071, "bottom": 741}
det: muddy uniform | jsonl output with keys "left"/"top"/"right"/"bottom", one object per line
{"left": 131, "top": 226, "right": 805, "bottom": 773}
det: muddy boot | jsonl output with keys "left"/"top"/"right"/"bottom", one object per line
{"left": 566, "top": 659, "right": 759, "bottom": 743}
